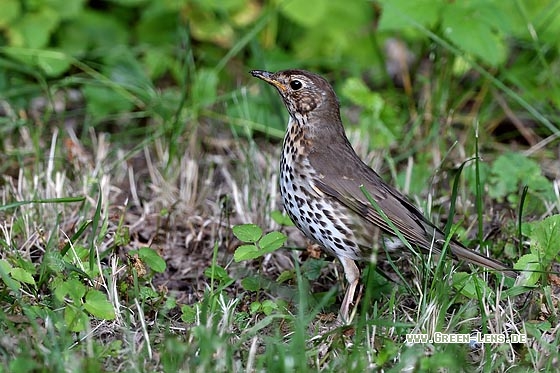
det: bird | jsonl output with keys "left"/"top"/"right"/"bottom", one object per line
{"left": 250, "top": 69, "right": 517, "bottom": 323}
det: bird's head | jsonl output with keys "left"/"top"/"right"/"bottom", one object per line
{"left": 250, "top": 69, "right": 340, "bottom": 120}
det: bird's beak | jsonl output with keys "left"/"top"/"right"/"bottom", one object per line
{"left": 250, "top": 70, "right": 287, "bottom": 92}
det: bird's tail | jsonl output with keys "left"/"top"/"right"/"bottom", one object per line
{"left": 448, "top": 240, "right": 517, "bottom": 278}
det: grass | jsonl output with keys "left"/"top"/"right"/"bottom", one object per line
{"left": 1, "top": 21, "right": 560, "bottom": 373}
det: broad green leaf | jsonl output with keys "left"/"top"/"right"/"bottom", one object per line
{"left": 66, "top": 278, "right": 86, "bottom": 301}
{"left": 44, "top": 250, "right": 65, "bottom": 272}
{"left": 514, "top": 254, "right": 542, "bottom": 286}
{"left": 0, "top": 0, "right": 20, "bottom": 27}
{"left": 188, "top": 6, "right": 234, "bottom": 46}
{"left": 233, "top": 244, "right": 261, "bottom": 262}
{"left": 0, "top": 260, "right": 13, "bottom": 273}
{"left": 441, "top": 4, "right": 507, "bottom": 67}
{"left": 64, "top": 306, "right": 89, "bottom": 332}
{"left": 7, "top": 8, "right": 60, "bottom": 48}
{"left": 260, "top": 300, "right": 278, "bottom": 316}
{"left": 137, "top": 247, "right": 166, "bottom": 273}
{"left": 258, "top": 232, "right": 287, "bottom": 252}
{"left": 192, "top": 68, "right": 219, "bottom": 107}
{"left": 65, "top": 10, "right": 128, "bottom": 50}
{"left": 301, "top": 258, "right": 327, "bottom": 281}
{"left": 277, "top": 270, "right": 295, "bottom": 284}
{"left": 489, "top": 153, "right": 554, "bottom": 204}
{"left": 54, "top": 278, "right": 86, "bottom": 303}
{"left": 10, "top": 268, "right": 36, "bottom": 286}
{"left": 203, "top": 265, "right": 232, "bottom": 283}
{"left": 82, "top": 85, "right": 135, "bottom": 118}
{"left": 270, "top": 210, "right": 295, "bottom": 226}
{"left": 232, "top": 224, "right": 262, "bottom": 243}
{"left": 341, "top": 77, "right": 384, "bottom": 109}
{"left": 452, "top": 272, "right": 494, "bottom": 299}
{"left": 84, "top": 290, "right": 116, "bottom": 320}
{"left": 181, "top": 305, "right": 197, "bottom": 323}
{"left": 378, "top": 0, "right": 443, "bottom": 31}
{"left": 249, "top": 301, "right": 261, "bottom": 314}
{"left": 44, "top": 0, "right": 86, "bottom": 19}
{"left": 0, "top": 259, "right": 20, "bottom": 291}
{"left": 139, "top": 286, "right": 158, "bottom": 300}
{"left": 281, "top": 0, "right": 327, "bottom": 27}
{"left": 241, "top": 276, "right": 262, "bottom": 291}
{"left": 527, "top": 214, "right": 560, "bottom": 265}
{"left": 136, "top": 10, "right": 179, "bottom": 46}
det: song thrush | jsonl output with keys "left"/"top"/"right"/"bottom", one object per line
{"left": 250, "top": 69, "right": 516, "bottom": 322}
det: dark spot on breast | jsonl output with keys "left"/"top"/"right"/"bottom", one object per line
{"left": 335, "top": 242, "right": 347, "bottom": 251}
{"left": 343, "top": 238, "right": 355, "bottom": 248}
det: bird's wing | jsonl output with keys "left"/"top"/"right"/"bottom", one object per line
{"left": 312, "top": 166, "right": 440, "bottom": 253}
{"left": 309, "top": 144, "right": 517, "bottom": 277}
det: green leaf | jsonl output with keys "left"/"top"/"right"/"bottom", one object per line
{"left": 441, "top": 4, "right": 507, "bottom": 67}
{"left": 341, "top": 77, "right": 383, "bottom": 109}
{"left": 64, "top": 306, "right": 89, "bottom": 332}
{"left": 8, "top": 8, "right": 60, "bottom": 48}
{"left": 258, "top": 232, "right": 287, "bottom": 252}
{"left": 137, "top": 247, "right": 166, "bottom": 273}
{"left": 43, "top": 0, "right": 86, "bottom": 19}
{"left": 181, "top": 305, "right": 197, "bottom": 323}
{"left": 489, "top": 153, "right": 554, "bottom": 204}
{"left": 136, "top": 10, "right": 179, "bottom": 46}
{"left": 192, "top": 68, "right": 219, "bottom": 107}
{"left": 277, "top": 270, "right": 295, "bottom": 283}
{"left": 84, "top": 290, "right": 116, "bottom": 320}
{"left": 514, "top": 254, "right": 542, "bottom": 286}
{"left": 0, "top": 259, "right": 20, "bottom": 291}
{"left": 82, "top": 85, "right": 135, "bottom": 119}
{"left": 301, "top": 258, "right": 327, "bottom": 281}
{"left": 0, "top": 0, "right": 20, "bottom": 27}
{"left": 281, "top": 0, "right": 328, "bottom": 27}
{"left": 232, "top": 224, "right": 262, "bottom": 243}
{"left": 377, "top": 0, "right": 443, "bottom": 32}
{"left": 525, "top": 214, "right": 560, "bottom": 267}
{"left": 249, "top": 301, "right": 261, "bottom": 314}
{"left": 241, "top": 276, "right": 262, "bottom": 291}
{"left": 139, "top": 286, "right": 158, "bottom": 301}
{"left": 341, "top": 77, "right": 396, "bottom": 148}
{"left": 260, "top": 300, "right": 278, "bottom": 316}
{"left": 54, "top": 278, "right": 86, "bottom": 303}
{"left": 233, "top": 244, "right": 261, "bottom": 262}
{"left": 452, "top": 272, "right": 494, "bottom": 299}
{"left": 203, "top": 265, "right": 232, "bottom": 283}
{"left": 270, "top": 210, "right": 295, "bottom": 226}
{"left": 10, "top": 268, "right": 36, "bottom": 286}
{"left": 64, "top": 10, "right": 128, "bottom": 50}
{"left": 44, "top": 250, "right": 65, "bottom": 272}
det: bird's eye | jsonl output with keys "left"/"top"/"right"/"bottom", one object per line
{"left": 290, "top": 80, "right": 303, "bottom": 90}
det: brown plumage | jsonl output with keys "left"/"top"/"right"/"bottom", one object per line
{"left": 250, "top": 69, "right": 516, "bottom": 322}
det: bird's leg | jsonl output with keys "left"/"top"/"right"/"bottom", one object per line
{"left": 338, "top": 257, "right": 360, "bottom": 324}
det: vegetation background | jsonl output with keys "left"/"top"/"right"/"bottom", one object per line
{"left": 1, "top": 0, "right": 559, "bottom": 371}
